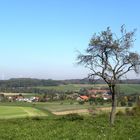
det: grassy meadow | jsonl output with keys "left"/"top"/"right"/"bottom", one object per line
{"left": 0, "top": 115, "right": 140, "bottom": 140}
{"left": 0, "top": 84, "right": 140, "bottom": 139}
{"left": 0, "top": 101, "right": 139, "bottom": 139}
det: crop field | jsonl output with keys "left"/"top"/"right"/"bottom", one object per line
{"left": 0, "top": 102, "right": 92, "bottom": 117}
{"left": 36, "top": 84, "right": 95, "bottom": 92}
{"left": 37, "top": 102, "right": 90, "bottom": 112}
{"left": 0, "top": 106, "right": 47, "bottom": 119}
{"left": 36, "top": 84, "right": 140, "bottom": 95}
{"left": 2, "top": 84, "right": 140, "bottom": 95}
{"left": 119, "top": 84, "right": 140, "bottom": 94}
{"left": 0, "top": 101, "right": 128, "bottom": 119}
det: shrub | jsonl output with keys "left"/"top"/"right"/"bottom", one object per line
{"left": 124, "top": 105, "right": 140, "bottom": 116}
{"left": 89, "top": 100, "right": 94, "bottom": 105}
{"left": 125, "top": 108, "right": 134, "bottom": 116}
{"left": 116, "top": 110, "right": 124, "bottom": 116}
{"left": 78, "top": 100, "right": 85, "bottom": 105}
{"left": 131, "top": 106, "right": 140, "bottom": 116}
{"left": 88, "top": 107, "right": 97, "bottom": 116}
{"left": 31, "top": 116, "right": 42, "bottom": 121}
{"left": 120, "top": 101, "right": 127, "bottom": 106}
{"left": 70, "top": 101, "right": 74, "bottom": 105}
{"left": 128, "top": 102, "right": 133, "bottom": 107}
{"left": 59, "top": 113, "right": 84, "bottom": 121}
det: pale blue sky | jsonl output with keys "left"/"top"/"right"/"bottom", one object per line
{"left": 0, "top": 0, "right": 140, "bottom": 80}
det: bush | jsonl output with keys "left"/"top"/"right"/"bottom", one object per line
{"left": 125, "top": 108, "right": 134, "bottom": 116}
{"left": 89, "top": 100, "right": 94, "bottom": 105}
{"left": 60, "top": 102, "right": 63, "bottom": 105}
{"left": 31, "top": 116, "right": 42, "bottom": 120}
{"left": 25, "top": 116, "right": 42, "bottom": 121}
{"left": 116, "top": 110, "right": 124, "bottom": 116}
{"left": 120, "top": 101, "right": 127, "bottom": 106}
{"left": 88, "top": 107, "right": 97, "bottom": 116}
{"left": 59, "top": 113, "right": 84, "bottom": 121}
{"left": 128, "top": 102, "right": 133, "bottom": 107}
{"left": 70, "top": 101, "right": 74, "bottom": 105}
{"left": 131, "top": 106, "right": 140, "bottom": 116}
{"left": 125, "top": 105, "right": 140, "bottom": 116}
{"left": 78, "top": 100, "right": 85, "bottom": 105}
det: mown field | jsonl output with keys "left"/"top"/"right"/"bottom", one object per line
{"left": 0, "top": 101, "right": 128, "bottom": 117}
{"left": 0, "top": 102, "right": 91, "bottom": 116}
{"left": 0, "top": 106, "right": 47, "bottom": 119}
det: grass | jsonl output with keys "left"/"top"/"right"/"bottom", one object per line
{"left": 119, "top": 84, "right": 140, "bottom": 95}
{"left": 35, "top": 84, "right": 140, "bottom": 95}
{"left": 36, "top": 84, "right": 94, "bottom": 92}
{"left": 0, "top": 101, "right": 91, "bottom": 114}
{"left": 0, "top": 105, "right": 47, "bottom": 119}
{"left": 36, "top": 102, "right": 91, "bottom": 112}
{"left": 0, "top": 102, "right": 139, "bottom": 139}
{"left": 0, "top": 101, "right": 128, "bottom": 118}
{"left": 2, "top": 84, "right": 140, "bottom": 96}
{"left": 0, "top": 115, "right": 140, "bottom": 140}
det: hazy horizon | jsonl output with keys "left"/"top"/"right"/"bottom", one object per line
{"left": 0, "top": 0, "right": 140, "bottom": 80}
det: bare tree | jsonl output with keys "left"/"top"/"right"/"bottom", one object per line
{"left": 77, "top": 25, "right": 140, "bottom": 125}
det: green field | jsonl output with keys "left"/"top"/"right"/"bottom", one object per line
{"left": 37, "top": 102, "right": 91, "bottom": 112}
{"left": 36, "top": 84, "right": 140, "bottom": 95}
{"left": 0, "top": 115, "right": 139, "bottom": 140}
{"left": 119, "top": 84, "right": 140, "bottom": 94}
{"left": 0, "top": 101, "right": 139, "bottom": 139}
{"left": 0, "top": 105, "right": 47, "bottom": 119}
{"left": 0, "top": 102, "right": 91, "bottom": 115}
{"left": 36, "top": 84, "right": 95, "bottom": 91}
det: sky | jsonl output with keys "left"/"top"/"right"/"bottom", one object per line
{"left": 0, "top": 0, "right": 140, "bottom": 80}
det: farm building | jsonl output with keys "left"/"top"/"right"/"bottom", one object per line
{"left": 77, "top": 95, "right": 89, "bottom": 101}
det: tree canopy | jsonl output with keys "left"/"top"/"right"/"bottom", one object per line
{"left": 77, "top": 25, "right": 140, "bottom": 125}
{"left": 77, "top": 25, "right": 140, "bottom": 86}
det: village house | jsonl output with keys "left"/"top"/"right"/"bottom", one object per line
{"left": 77, "top": 95, "right": 89, "bottom": 101}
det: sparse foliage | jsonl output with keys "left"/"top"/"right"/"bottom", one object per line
{"left": 77, "top": 25, "right": 140, "bottom": 125}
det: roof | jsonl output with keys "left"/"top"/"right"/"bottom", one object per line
{"left": 80, "top": 96, "right": 89, "bottom": 100}
{"left": 90, "top": 95, "right": 96, "bottom": 98}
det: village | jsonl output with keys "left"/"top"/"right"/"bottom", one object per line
{"left": 0, "top": 88, "right": 112, "bottom": 104}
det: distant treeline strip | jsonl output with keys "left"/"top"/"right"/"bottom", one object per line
{"left": 0, "top": 78, "right": 93, "bottom": 88}
{"left": 0, "top": 87, "right": 69, "bottom": 94}
{"left": 0, "top": 78, "right": 140, "bottom": 90}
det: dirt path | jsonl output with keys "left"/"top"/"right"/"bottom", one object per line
{"left": 52, "top": 109, "right": 89, "bottom": 115}
{"left": 52, "top": 107, "right": 127, "bottom": 115}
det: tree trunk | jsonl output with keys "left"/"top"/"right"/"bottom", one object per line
{"left": 110, "top": 85, "right": 117, "bottom": 125}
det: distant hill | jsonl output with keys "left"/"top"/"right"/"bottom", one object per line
{"left": 0, "top": 78, "right": 140, "bottom": 88}
{"left": 0, "top": 78, "right": 61, "bottom": 88}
